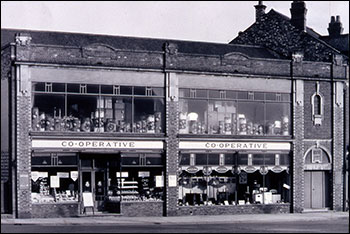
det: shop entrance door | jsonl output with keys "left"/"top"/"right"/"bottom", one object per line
{"left": 304, "top": 171, "right": 328, "bottom": 209}
{"left": 81, "top": 170, "right": 106, "bottom": 212}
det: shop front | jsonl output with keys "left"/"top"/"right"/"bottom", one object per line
{"left": 31, "top": 140, "right": 165, "bottom": 217}
{"left": 176, "top": 141, "right": 291, "bottom": 215}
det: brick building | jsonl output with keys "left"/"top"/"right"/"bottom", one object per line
{"left": 1, "top": 1, "right": 348, "bottom": 218}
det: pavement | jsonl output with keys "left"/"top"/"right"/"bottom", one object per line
{"left": 1, "top": 211, "right": 349, "bottom": 226}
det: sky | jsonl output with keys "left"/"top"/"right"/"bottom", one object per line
{"left": 1, "top": 1, "right": 349, "bottom": 44}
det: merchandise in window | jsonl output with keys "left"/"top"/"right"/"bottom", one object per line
{"left": 178, "top": 153, "right": 291, "bottom": 206}
{"left": 31, "top": 83, "right": 165, "bottom": 134}
{"left": 178, "top": 88, "right": 291, "bottom": 136}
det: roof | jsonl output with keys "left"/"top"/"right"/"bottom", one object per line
{"left": 1, "top": 28, "right": 281, "bottom": 59}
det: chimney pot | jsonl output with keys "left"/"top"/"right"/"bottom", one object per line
{"left": 290, "top": 1, "right": 307, "bottom": 31}
{"left": 254, "top": 1, "right": 266, "bottom": 21}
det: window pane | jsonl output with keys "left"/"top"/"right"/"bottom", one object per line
{"left": 237, "top": 91, "right": 248, "bottom": 100}
{"left": 33, "top": 82, "right": 45, "bottom": 92}
{"left": 180, "top": 154, "right": 190, "bottom": 166}
{"left": 113, "top": 97, "right": 132, "bottom": 133}
{"left": 254, "top": 92, "right": 265, "bottom": 100}
{"left": 252, "top": 154, "right": 264, "bottom": 165}
{"left": 52, "top": 83, "right": 65, "bottom": 92}
{"left": 152, "top": 87, "right": 164, "bottom": 96}
{"left": 121, "top": 155, "right": 140, "bottom": 165}
{"left": 237, "top": 154, "right": 248, "bottom": 165}
{"left": 120, "top": 86, "right": 133, "bottom": 95}
{"left": 146, "top": 155, "right": 163, "bottom": 165}
{"left": 265, "top": 103, "right": 291, "bottom": 136}
{"left": 58, "top": 156, "right": 77, "bottom": 165}
{"left": 280, "top": 154, "right": 290, "bottom": 165}
{"left": 179, "top": 99, "right": 207, "bottom": 134}
{"left": 81, "top": 159, "right": 93, "bottom": 168}
{"left": 208, "top": 154, "right": 220, "bottom": 165}
{"left": 134, "top": 98, "right": 164, "bottom": 133}
{"left": 179, "top": 89, "right": 190, "bottom": 98}
{"left": 226, "top": 90, "right": 237, "bottom": 99}
{"left": 264, "top": 154, "right": 275, "bottom": 165}
{"left": 208, "top": 100, "right": 237, "bottom": 135}
{"left": 87, "top": 84, "right": 99, "bottom": 94}
{"left": 281, "top": 93, "right": 290, "bottom": 102}
{"left": 101, "top": 85, "right": 113, "bottom": 94}
{"left": 224, "top": 154, "right": 235, "bottom": 165}
{"left": 67, "top": 83, "right": 80, "bottom": 93}
{"left": 196, "top": 89, "right": 208, "bottom": 98}
{"left": 32, "top": 94, "right": 65, "bottom": 131}
{"left": 266, "top": 92, "right": 276, "bottom": 101}
{"left": 209, "top": 90, "right": 221, "bottom": 99}
{"left": 195, "top": 154, "right": 207, "bottom": 165}
{"left": 134, "top": 86, "right": 146, "bottom": 95}
{"left": 32, "top": 156, "right": 51, "bottom": 165}
{"left": 237, "top": 101, "right": 265, "bottom": 135}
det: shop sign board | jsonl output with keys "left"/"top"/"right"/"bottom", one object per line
{"left": 83, "top": 192, "right": 94, "bottom": 207}
{"left": 179, "top": 141, "right": 290, "bottom": 151}
{"left": 31, "top": 171, "right": 40, "bottom": 182}
{"left": 57, "top": 172, "right": 69, "bottom": 178}
{"left": 32, "top": 139, "right": 164, "bottom": 150}
{"left": 138, "top": 171, "right": 150, "bottom": 178}
{"left": 155, "top": 175, "right": 164, "bottom": 187}
{"left": 50, "top": 176, "right": 60, "bottom": 188}
{"left": 304, "top": 163, "right": 331, "bottom": 170}
{"left": 70, "top": 171, "right": 78, "bottom": 181}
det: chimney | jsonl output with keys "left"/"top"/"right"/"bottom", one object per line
{"left": 290, "top": 1, "right": 307, "bottom": 31}
{"left": 328, "top": 15, "right": 343, "bottom": 37}
{"left": 254, "top": 1, "right": 266, "bottom": 21}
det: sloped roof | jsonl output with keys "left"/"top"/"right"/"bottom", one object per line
{"left": 1, "top": 28, "right": 281, "bottom": 59}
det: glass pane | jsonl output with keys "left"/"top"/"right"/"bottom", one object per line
{"left": 252, "top": 154, "right": 264, "bottom": 165}
{"left": 224, "top": 154, "right": 235, "bottom": 165}
{"left": 209, "top": 90, "right": 221, "bottom": 99}
{"left": 226, "top": 90, "right": 237, "bottom": 99}
{"left": 196, "top": 89, "right": 208, "bottom": 98}
{"left": 121, "top": 155, "right": 140, "bottom": 165}
{"left": 120, "top": 86, "right": 132, "bottom": 95}
{"left": 134, "top": 86, "right": 146, "bottom": 95}
{"left": 32, "top": 156, "right": 51, "bottom": 165}
{"left": 87, "top": 84, "right": 99, "bottom": 94}
{"left": 67, "top": 95, "right": 97, "bottom": 131}
{"left": 146, "top": 155, "right": 163, "bottom": 165}
{"left": 237, "top": 101, "right": 265, "bottom": 135}
{"left": 134, "top": 98, "right": 164, "bottom": 133}
{"left": 57, "top": 156, "right": 77, "bottom": 165}
{"left": 237, "top": 91, "right": 248, "bottom": 100}
{"left": 67, "top": 83, "right": 80, "bottom": 93}
{"left": 237, "top": 154, "right": 248, "bottom": 165}
{"left": 152, "top": 87, "right": 164, "bottom": 97}
{"left": 32, "top": 94, "right": 65, "bottom": 131}
{"left": 264, "top": 154, "right": 275, "bottom": 165}
{"left": 52, "top": 83, "right": 65, "bottom": 92}
{"left": 266, "top": 92, "right": 276, "bottom": 101}
{"left": 179, "top": 89, "right": 190, "bottom": 98}
{"left": 254, "top": 92, "right": 265, "bottom": 100}
{"left": 179, "top": 99, "right": 208, "bottom": 134}
{"left": 280, "top": 154, "right": 290, "bottom": 165}
{"left": 180, "top": 154, "right": 190, "bottom": 166}
{"left": 112, "top": 97, "right": 132, "bottom": 133}
{"left": 101, "top": 85, "right": 113, "bottom": 94}
{"left": 208, "top": 100, "right": 237, "bottom": 135}
{"left": 265, "top": 103, "right": 291, "bottom": 136}
{"left": 195, "top": 154, "right": 207, "bottom": 166}
{"left": 81, "top": 159, "right": 93, "bottom": 168}
{"left": 281, "top": 93, "right": 291, "bottom": 102}
{"left": 33, "top": 82, "right": 45, "bottom": 92}
{"left": 208, "top": 154, "right": 220, "bottom": 165}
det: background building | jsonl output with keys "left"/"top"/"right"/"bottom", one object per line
{"left": 1, "top": 1, "right": 348, "bottom": 218}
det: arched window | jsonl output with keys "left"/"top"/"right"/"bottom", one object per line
{"left": 311, "top": 82, "right": 323, "bottom": 125}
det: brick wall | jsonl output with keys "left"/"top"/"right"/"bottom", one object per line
{"left": 121, "top": 202, "right": 163, "bottom": 217}
{"left": 31, "top": 203, "right": 79, "bottom": 218}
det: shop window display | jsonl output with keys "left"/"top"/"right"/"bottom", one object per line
{"left": 31, "top": 83, "right": 164, "bottom": 134}
{"left": 31, "top": 153, "right": 78, "bottom": 203}
{"left": 178, "top": 88, "right": 291, "bottom": 136}
{"left": 178, "top": 153, "right": 291, "bottom": 206}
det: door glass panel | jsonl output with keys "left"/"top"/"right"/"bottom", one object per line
{"left": 82, "top": 172, "right": 92, "bottom": 192}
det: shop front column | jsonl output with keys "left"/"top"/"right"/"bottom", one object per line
{"left": 165, "top": 72, "right": 179, "bottom": 216}
{"left": 15, "top": 64, "right": 32, "bottom": 218}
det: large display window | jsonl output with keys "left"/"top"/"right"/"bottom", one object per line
{"left": 178, "top": 152, "right": 291, "bottom": 206}
{"left": 179, "top": 88, "right": 291, "bottom": 136}
{"left": 31, "top": 153, "right": 79, "bottom": 203}
{"left": 31, "top": 82, "right": 165, "bottom": 133}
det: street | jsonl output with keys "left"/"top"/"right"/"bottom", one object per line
{"left": 2, "top": 216, "right": 349, "bottom": 233}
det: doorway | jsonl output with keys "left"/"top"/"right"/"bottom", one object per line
{"left": 304, "top": 171, "right": 330, "bottom": 209}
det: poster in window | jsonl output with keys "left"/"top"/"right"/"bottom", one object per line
{"left": 31, "top": 171, "right": 40, "bottom": 182}
{"left": 57, "top": 172, "right": 69, "bottom": 178}
{"left": 70, "top": 171, "right": 78, "bottom": 181}
{"left": 168, "top": 175, "right": 177, "bottom": 187}
{"left": 50, "top": 176, "right": 60, "bottom": 188}
{"left": 239, "top": 171, "right": 247, "bottom": 184}
{"left": 155, "top": 175, "right": 164, "bottom": 187}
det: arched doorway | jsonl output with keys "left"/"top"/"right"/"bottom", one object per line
{"left": 303, "top": 146, "right": 331, "bottom": 209}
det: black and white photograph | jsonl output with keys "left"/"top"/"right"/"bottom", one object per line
{"left": 1, "top": 1, "right": 349, "bottom": 233}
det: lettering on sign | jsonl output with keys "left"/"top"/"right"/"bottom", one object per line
{"left": 179, "top": 141, "right": 290, "bottom": 151}
{"left": 215, "top": 166, "right": 229, "bottom": 174}
{"left": 185, "top": 166, "right": 199, "bottom": 174}
{"left": 32, "top": 140, "right": 163, "bottom": 149}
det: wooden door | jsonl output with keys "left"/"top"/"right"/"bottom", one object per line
{"left": 304, "top": 171, "right": 325, "bottom": 209}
